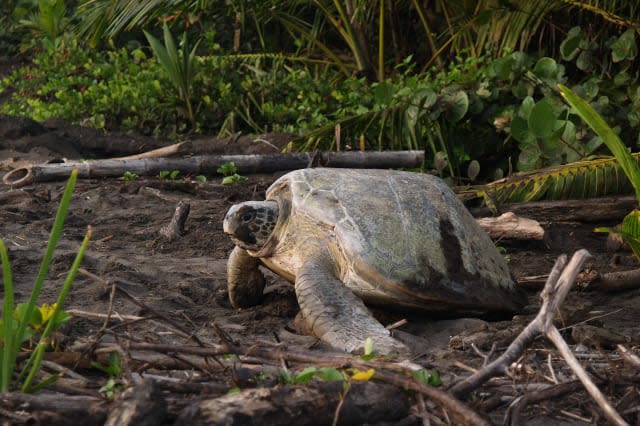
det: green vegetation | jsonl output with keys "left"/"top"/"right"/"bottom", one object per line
{"left": 123, "top": 171, "right": 139, "bottom": 181}
{"left": 217, "top": 162, "right": 247, "bottom": 185}
{"left": 559, "top": 84, "right": 640, "bottom": 261}
{"left": 0, "top": 170, "right": 91, "bottom": 393}
{"left": 159, "top": 170, "right": 181, "bottom": 180}
{"left": 92, "top": 352, "right": 124, "bottom": 398}
{"left": 1, "top": 2, "right": 640, "bottom": 182}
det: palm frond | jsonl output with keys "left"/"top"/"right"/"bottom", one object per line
{"left": 560, "top": 0, "right": 640, "bottom": 30}
{"left": 460, "top": 154, "right": 640, "bottom": 205}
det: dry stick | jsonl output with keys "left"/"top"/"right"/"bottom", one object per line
{"left": 127, "top": 341, "right": 488, "bottom": 425}
{"left": 546, "top": 327, "right": 627, "bottom": 425}
{"left": 617, "top": 345, "right": 640, "bottom": 368}
{"left": 113, "top": 142, "right": 187, "bottom": 160}
{"left": 451, "top": 250, "right": 629, "bottom": 426}
{"left": 506, "top": 379, "right": 598, "bottom": 424}
{"left": 449, "top": 254, "right": 569, "bottom": 397}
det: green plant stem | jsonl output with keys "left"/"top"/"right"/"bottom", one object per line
{"left": 377, "top": 0, "right": 384, "bottom": 81}
{"left": 0, "top": 239, "right": 15, "bottom": 392}
{"left": 10, "top": 169, "right": 78, "bottom": 381}
{"left": 21, "top": 225, "right": 92, "bottom": 392}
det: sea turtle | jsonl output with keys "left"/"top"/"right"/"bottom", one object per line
{"left": 223, "top": 168, "right": 526, "bottom": 354}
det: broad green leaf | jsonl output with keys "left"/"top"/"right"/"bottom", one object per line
{"left": 519, "top": 96, "right": 535, "bottom": 118}
{"left": 493, "top": 56, "right": 514, "bottom": 80}
{"left": 621, "top": 210, "right": 640, "bottom": 259}
{"left": 511, "top": 116, "right": 533, "bottom": 144}
{"left": 528, "top": 100, "right": 557, "bottom": 139}
{"left": 560, "top": 32, "right": 582, "bottom": 61}
{"left": 445, "top": 91, "right": 469, "bottom": 122}
{"left": 14, "top": 303, "right": 42, "bottom": 327}
{"left": 315, "top": 367, "right": 344, "bottom": 382}
{"left": 578, "top": 79, "right": 599, "bottom": 101}
{"left": 533, "top": 57, "right": 558, "bottom": 80}
{"left": 576, "top": 50, "right": 593, "bottom": 71}
{"left": 611, "top": 29, "right": 637, "bottom": 62}
{"left": 374, "top": 82, "right": 394, "bottom": 105}
{"left": 517, "top": 144, "right": 541, "bottom": 171}
{"left": 512, "top": 81, "right": 534, "bottom": 99}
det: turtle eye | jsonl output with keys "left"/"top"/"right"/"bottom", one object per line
{"left": 241, "top": 212, "right": 255, "bottom": 222}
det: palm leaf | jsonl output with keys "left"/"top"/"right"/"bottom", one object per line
{"left": 459, "top": 154, "right": 640, "bottom": 205}
{"left": 558, "top": 84, "right": 640, "bottom": 201}
{"left": 559, "top": 0, "right": 640, "bottom": 30}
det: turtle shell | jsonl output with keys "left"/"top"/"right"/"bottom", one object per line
{"left": 261, "top": 168, "right": 526, "bottom": 315}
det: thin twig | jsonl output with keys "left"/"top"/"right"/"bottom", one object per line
{"left": 449, "top": 250, "right": 629, "bottom": 425}
{"left": 449, "top": 254, "right": 569, "bottom": 397}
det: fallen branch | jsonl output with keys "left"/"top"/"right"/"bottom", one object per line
{"left": 127, "top": 341, "right": 487, "bottom": 424}
{"left": 105, "top": 379, "right": 167, "bottom": 426}
{"left": 2, "top": 151, "right": 425, "bottom": 187}
{"left": 585, "top": 268, "right": 640, "bottom": 292}
{"left": 176, "top": 381, "right": 415, "bottom": 426}
{"left": 617, "top": 345, "right": 640, "bottom": 369}
{"left": 0, "top": 392, "right": 106, "bottom": 425}
{"left": 469, "top": 195, "right": 638, "bottom": 222}
{"left": 476, "top": 212, "right": 544, "bottom": 240}
{"left": 449, "top": 249, "right": 629, "bottom": 426}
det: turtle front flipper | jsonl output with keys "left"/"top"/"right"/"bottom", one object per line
{"left": 227, "top": 246, "right": 266, "bottom": 308}
{"left": 295, "top": 257, "right": 408, "bottom": 355}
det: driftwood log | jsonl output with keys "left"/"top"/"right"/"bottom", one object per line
{"left": 2, "top": 151, "right": 424, "bottom": 187}
{"left": 104, "top": 379, "right": 167, "bottom": 426}
{"left": 177, "top": 381, "right": 413, "bottom": 425}
{"left": 470, "top": 195, "right": 637, "bottom": 222}
{"left": 0, "top": 392, "right": 106, "bottom": 426}
{"left": 476, "top": 212, "right": 544, "bottom": 240}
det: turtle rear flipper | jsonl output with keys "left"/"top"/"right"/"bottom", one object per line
{"left": 295, "top": 255, "right": 408, "bottom": 355}
{"left": 227, "top": 246, "right": 266, "bottom": 308}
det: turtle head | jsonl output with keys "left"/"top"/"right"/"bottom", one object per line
{"left": 223, "top": 201, "right": 279, "bottom": 251}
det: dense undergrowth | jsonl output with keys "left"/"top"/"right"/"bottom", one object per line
{"left": 1, "top": 1, "right": 640, "bottom": 181}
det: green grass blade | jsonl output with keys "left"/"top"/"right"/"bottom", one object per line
{"left": 558, "top": 84, "right": 640, "bottom": 201}
{"left": 10, "top": 169, "right": 78, "bottom": 374}
{"left": 0, "top": 239, "right": 14, "bottom": 392}
{"left": 144, "top": 29, "right": 177, "bottom": 89}
{"left": 21, "top": 225, "right": 92, "bottom": 393}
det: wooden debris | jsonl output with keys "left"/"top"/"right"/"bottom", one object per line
{"left": 571, "top": 324, "right": 630, "bottom": 348}
{"left": 159, "top": 200, "right": 190, "bottom": 241}
{"left": 586, "top": 268, "right": 640, "bottom": 292}
{"left": 105, "top": 379, "right": 167, "bottom": 426}
{"left": 476, "top": 212, "right": 544, "bottom": 240}
{"left": 470, "top": 195, "right": 637, "bottom": 222}
{"left": 617, "top": 345, "right": 640, "bottom": 368}
{"left": 0, "top": 392, "right": 106, "bottom": 426}
{"left": 450, "top": 249, "right": 629, "bottom": 426}
{"left": 176, "top": 381, "right": 413, "bottom": 426}
{"left": 2, "top": 151, "right": 425, "bottom": 186}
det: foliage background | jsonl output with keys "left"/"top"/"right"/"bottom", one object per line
{"left": 1, "top": 0, "right": 640, "bottom": 181}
